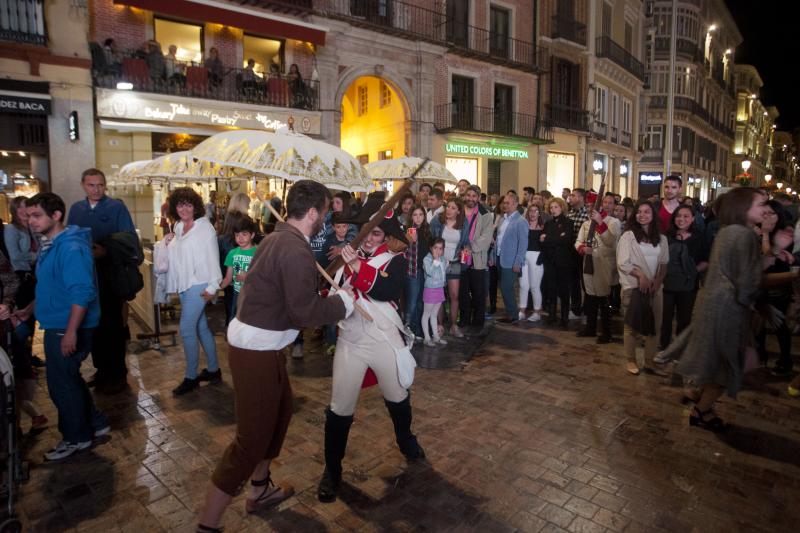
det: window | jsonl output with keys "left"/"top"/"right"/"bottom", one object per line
{"left": 595, "top": 85, "right": 607, "bottom": 124}
{"left": 380, "top": 81, "right": 392, "bottom": 108}
{"left": 378, "top": 149, "right": 393, "bottom": 160}
{"left": 552, "top": 58, "right": 580, "bottom": 108}
{"left": 446, "top": 157, "right": 478, "bottom": 185}
{"left": 624, "top": 22, "right": 633, "bottom": 52}
{"left": 446, "top": 0, "right": 469, "bottom": 46}
{"left": 602, "top": 2, "right": 612, "bottom": 37}
{"left": 494, "top": 84, "right": 514, "bottom": 134}
{"left": 547, "top": 152, "right": 576, "bottom": 192}
{"left": 610, "top": 92, "right": 619, "bottom": 129}
{"left": 243, "top": 35, "right": 284, "bottom": 75}
{"left": 622, "top": 98, "right": 632, "bottom": 133}
{"left": 452, "top": 75, "right": 475, "bottom": 129}
{"left": 154, "top": 18, "right": 203, "bottom": 63}
{"left": 646, "top": 125, "right": 663, "bottom": 149}
{"left": 357, "top": 85, "right": 368, "bottom": 116}
{"left": 490, "top": 5, "right": 511, "bottom": 58}
{"left": 357, "top": 154, "right": 369, "bottom": 165}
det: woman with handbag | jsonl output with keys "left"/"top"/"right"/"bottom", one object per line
{"left": 616, "top": 201, "right": 669, "bottom": 375}
{"left": 429, "top": 198, "right": 469, "bottom": 338}
{"left": 658, "top": 205, "right": 708, "bottom": 353}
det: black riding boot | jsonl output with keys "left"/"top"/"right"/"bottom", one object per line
{"left": 384, "top": 395, "right": 425, "bottom": 460}
{"left": 598, "top": 297, "right": 613, "bottom": 343}
{"left": 317, "top": 408, "right": 353, "bottom": 503}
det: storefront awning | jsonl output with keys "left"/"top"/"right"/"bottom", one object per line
{"left": 113, "top": 0, "right": 327, "bottom": 45}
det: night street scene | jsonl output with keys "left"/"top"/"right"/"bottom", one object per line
{"left": 2, "top": 1, "right": 800, "bottom": 531}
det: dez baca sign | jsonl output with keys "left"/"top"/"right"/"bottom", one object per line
{"left": 95, "top": 88, "right": 321, "bottom": 135}
{"left": 0, "top": 93, "right": 51, "bottom": 114}
{"left": 445, "top": 142, "right": 529, "bottom": 159}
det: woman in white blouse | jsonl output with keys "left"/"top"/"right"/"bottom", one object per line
{"left": 616, "top": 201, "right": 668, "bottom": 375}
{"left": 165, "top": 187, "right": 223, "bottom": 396}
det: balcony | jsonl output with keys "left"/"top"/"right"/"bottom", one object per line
{"left": 653, "top": 36, "right": 703, "bottom": 63}
{"left": 621, "top": 130, "right": 632, "bottom": 148}
{"left": 0, "top": 0, "right": 46, "bottom": 46}
{"left": 649, "top": 95, "right": 733, "bottom": 138}
{"left": 596, "top": 36, "right": 646, "bottom": 81}
{"left": 317, "top": 0, "right": 447, "bottom": 45}
{"left": 551, "top": 15, "right": 587, "bottom": 46}
{"left": 92, "top": 51, "right": 319, "bottom": 111}
{"left": 610, "top": 126, "right": 618, "bottom": 143}
{"left": 242, "top": 0, "right": 313, "bottom": 12}
{"left": 434, "top": 103, "right": 553, "bottom": 143}
{"left": 593, "top": 121, "right": 607, "bottom": 140}
{"left": 547, "top": 104, "right": 590, "bottom": 132}
{"left": 641, "top": 148, "right": 663, "bottom": 162}
{"left": 447, "top": 23, "right": 543, "bottom": 72}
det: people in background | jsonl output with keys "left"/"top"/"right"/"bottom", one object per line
{"left": 164, "top": 44, "right": 186, "bottom": 87}
{"left": 220, "top": 216, "right": 258, "bottom": 321}
{"left": 421, "top": 238, "right": 448, "bottom": 346}
{"left": 541, "top": 197, "right": 576, "bottom": 328}
{"left": 429, "top": 197, "right": 469, "bottom": 338}
{"left": 518, "top": 203, "right": 545, "bottom": 322}
{"left": 204, "top": 47, "right": 224, "bottom": 88}
{"left": 494, "top": 192, "right": 528, "bottom": 324}
{"left": 458, "top": 185, "right": 493, "bottom": 332}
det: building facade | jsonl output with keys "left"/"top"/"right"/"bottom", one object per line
{"left": 731, "top": 64, "right": 776, "bottom": 188}
{"left": 773, "top": 130, "right": 799, "bottom": 190}
{"left": 586, "top": 0, "right": 646, "bottom": 199}
{"left": 640, "top": 0, "right": 741, "bottom": 202}
{"left": 0, "top": 0, "right": 96, "bottom": 209}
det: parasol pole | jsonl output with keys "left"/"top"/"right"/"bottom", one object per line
{"left": 325, "top": 158, "right": 430, "bottom": 277}
{"left": 262, "top": 200, "right": 373, "bottom": 322}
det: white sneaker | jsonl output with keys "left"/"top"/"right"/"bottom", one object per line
{"left": 518, "top": 312, "right": 527, "bottom": 321}
{"left": 568, "top": 311, "right": 579, "bottom": 320}
{"left": 435, "top": 337, "right": 448, "bottom": 345}
{"left": 291, "top": 344, "right": 304, "bottom": 359}
{"left": 527, "top": 313, "right": 541, "bottom": 322}
{"left": 94, "top": 425, "right": 111, "bottom": 438}
{"left": 44, "top": 440, "right": 91, "bottom": 461}
{"left": 424, "top": 339, "right": 436, "bottom": 347}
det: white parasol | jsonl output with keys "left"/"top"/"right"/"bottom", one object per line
{"left": 190, "top": 128, "right": 372, "bottom": 192}
{"left": 137, "top": 151, "right": 241, "bottom": 182}
{"left": 365, "top": 157, "right": 458, "bottom": 183}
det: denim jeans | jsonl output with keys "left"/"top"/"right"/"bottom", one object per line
{"left": 404, "top": 272, "right": 424, "bottom": 336}
{"left": 179, "top": 283, "right": 219, "bottom": 379}
{"left": 499, "top": 267, "right": 519, "bottom": 319}
{"left": 44, "top": 328, "right": 108, "bottom": 443}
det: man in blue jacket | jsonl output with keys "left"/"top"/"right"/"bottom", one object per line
{"left": 26, "top": 192, "right": 108, "bottom": 461}
{"left": 67, "top": 168, "right": 135, "bottom": 394}
{"left": 494, "top": 192, "right": 529, "bottom": 324}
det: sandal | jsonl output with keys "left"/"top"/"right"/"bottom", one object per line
{"left": 245, "top": 474, "right": 295, "bottom": 514}
{"left": 689, "top": 407, "right": 727, "bottom": 432}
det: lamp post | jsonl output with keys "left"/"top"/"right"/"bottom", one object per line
{"left": 764, "top": 174, "right": 772, "bottom": 186}
{"left": 741, "top": 160, "right": 751, "bottom": 173}
{"left": 777, "top": 182, "right": 784, "bottom": 190}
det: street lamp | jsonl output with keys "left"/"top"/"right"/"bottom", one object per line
{"left": 764, "top": 174, "right": 772, "bottom": 185}
{"left": 777, "top": 182, "right": 784, "bottom": 189}
{"left": 787, "top": 187, "right": 793, "bottom": 194}
{"left": 741, "top": 160, "right": 751, "bottom": 173}
{"left": 619, "top": 163, "right": 628, "bottom": 176}
{"left": 593, "top": 159, "right": 604, "bottom": 173}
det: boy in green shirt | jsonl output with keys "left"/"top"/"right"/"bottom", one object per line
{"left": 221, "top": 217, "right": 258, "bottom": 318}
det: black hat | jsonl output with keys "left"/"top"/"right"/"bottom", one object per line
{"left": 341, "top": 191, "right": 408, "bottom": 245}
{"left": 377, "top": 208, "right": 409, "bottom": 245}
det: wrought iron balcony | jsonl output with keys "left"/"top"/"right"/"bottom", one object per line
{"left": 91, "top": 50, "right": 319, "bottom": 111}
{"left": 551, "top": 15, "right": 587, "bottom": 46}
{"left": 596, "top": 36, "right": 645, "bottom": 81}
{"left": 435, "top": 103, "right": 553, "bottom": 143}
{"left": 620, "top": 130, "right": 632, "bottom": 148}
{"left": 653, "top": 36, "right": 703, "bottom": 62}
{"left": 316, "top": 0, "right": 447, "bottom": 44}
{"left": 593, "top": 121, "right": 608, "bottom": 140}
{"left": 547, "top": 104, "right": 590, "bottom": 132}
{"left": 232, "top": 0, "right": 313, "bottom": 13}
{"left": 447, "top": 23, "right": 542, "bottom": 72}
{"left": 0, "top": 0, "right": 46, "bottom": 46}
{"left": 610, "top": 125, "right": 618, "bottom": 143}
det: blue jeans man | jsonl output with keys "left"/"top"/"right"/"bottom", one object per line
{"left": 498, "top": 266, "right": 519, "bottom": 320}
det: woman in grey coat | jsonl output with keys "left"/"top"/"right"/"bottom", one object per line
{"left": 674, "top": 187, "right": 766, "bottom": 431}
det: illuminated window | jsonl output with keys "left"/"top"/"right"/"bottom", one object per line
{"left": 546, "top": 152, "right": 575, "bottom": 192}
{"left": 357, "top": 154, "right": 369, "bottom": 164}
{"left": 154, "top": 18, "right": 203, "bottom": 63}
{"left": 445, "top": 157, "right": 478, "bottom": 185}
{"left": 380, "top": 81, "right": 392, "bottom": 108}
{"left": 358, "top": 85, "right": 368, "bottom": 116}
{"left": 243, "top": 35, "right": 284, "bottom": 75}
{"left": 378, "top": 149, "right": 393, "bottom": 160}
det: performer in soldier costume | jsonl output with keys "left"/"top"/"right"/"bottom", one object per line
{"left": 317, "top": 197, "right": 425, "bottom": 503}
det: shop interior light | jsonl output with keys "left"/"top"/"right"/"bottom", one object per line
{"left": 18, "top": 151, "right": 25, "bottom": 157}
{"left": 787, "top": 187, "right": 793, "bottom": 193}
{"left": 1, "top": 151, "right": 8, "bottom": 157}
{"left": 593, "top": 159, "right": 603, "bottom": 172}
{"left": 116, "top": 82, "right": 134, "bottom": 90}
{"left": 619, "top": 164, "right": 628, "bottom": 175}
{"left": 777, "top": 182, "right": 784, "bottom": 189}
{"left": 708, "top": 24, "right": 717, "bottom": 32}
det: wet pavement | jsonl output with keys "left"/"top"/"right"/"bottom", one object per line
{"left": 12, "top": 307, "right": 800, "bottom": 532}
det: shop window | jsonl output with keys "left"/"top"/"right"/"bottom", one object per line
{"left": 154, "top": 18, "right": 203, "bottom": 63}
{"left": 380, "top": 81, "right": 392, "bottom": 108}
{"left": 243, "top": 35, "right": 284, "bottom": 75}
{"left": 358, "top": 85, "right": 368, "bottom": 116}
{"left": 445, "top": 157, "right": 478, "bottom": 185}
{"left": 546, "top": 152, "right": 575, "bottom": 192}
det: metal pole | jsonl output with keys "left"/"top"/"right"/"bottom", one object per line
{"left": 664, "top": 0, "right": 678, "bottom": 179}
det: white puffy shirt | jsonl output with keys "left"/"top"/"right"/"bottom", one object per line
{"left": 166, "top": 216, "right": 222, "bottom": 295}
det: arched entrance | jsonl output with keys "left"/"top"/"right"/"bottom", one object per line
{"left": 340, "top": 75, "right": 408, "bottom": 165}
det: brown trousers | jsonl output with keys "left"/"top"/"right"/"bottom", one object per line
{"left": 211, "top": 346, "right": 293, "bottom": 496}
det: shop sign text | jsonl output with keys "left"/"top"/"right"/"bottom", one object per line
{"left": 445, "top": 143, "right": 528, "bottom": 159}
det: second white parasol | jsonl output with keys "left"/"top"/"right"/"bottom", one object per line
{"left": 365, "top": 157, "right": 458, "bottom": 183}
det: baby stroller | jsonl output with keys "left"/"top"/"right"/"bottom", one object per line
{"left": 0, "top": 331, "right": 24, "bottom": 532}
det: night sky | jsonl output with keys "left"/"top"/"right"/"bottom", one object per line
{"left": 725, "top": 1, "right": 800, "bottom": 131}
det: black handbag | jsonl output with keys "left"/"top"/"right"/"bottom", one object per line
{"left": 624, "top": 290, "right": 656, "bottom": 336}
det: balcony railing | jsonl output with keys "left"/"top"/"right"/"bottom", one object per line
{"left": 448, "top": 23, "right": 542, "bottom": 71}
{"left": 610, "top": 125, "right": 618, "bottom": 143}
{"left": 0, "top": 0, "right": 46, "bottom": 46}
{"left": 653, "top": 36, "right": 703, "bottom": 62}
{"left": 621, "top": 130, "right": 632, "bottom": 148}
{"left": 92, "top": 51, "right": 319, "bottom": 111}
{"left": 596, "top": 36, "right": 645, "bottom": 81}
{"left": 593, "top": 121, "right": 608, "bottom": 140}
{"left": 317, "top": 0, "right": 447, "bottom": 44}
{"left": 547, "top": 104, "right": 590, "bottom": 132}
{"left": 552, "top": 15, "right": 587, "bottom": 46}
{"left": 649, "top": 95, "right": 734, "bottom": 138}
{"left": 248, "top": 0, "right": 313, "bottom": 10}
{"left": 641, "top": 148, "right": 663, "bottom": 162}
{"left": 434, "top": 103, "right": 553, "bottom": 142}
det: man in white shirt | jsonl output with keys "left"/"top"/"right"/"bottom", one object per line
{"left": 426, "top": 188, "right": 444, "bottom": 223}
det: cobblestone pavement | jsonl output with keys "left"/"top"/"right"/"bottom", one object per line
{"left": 13, "top": 310, "right": 800, "bottom": 532}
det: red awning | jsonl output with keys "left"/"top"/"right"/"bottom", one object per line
{"left": 114, "top": 0, "right": 326, "bottom": 45}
